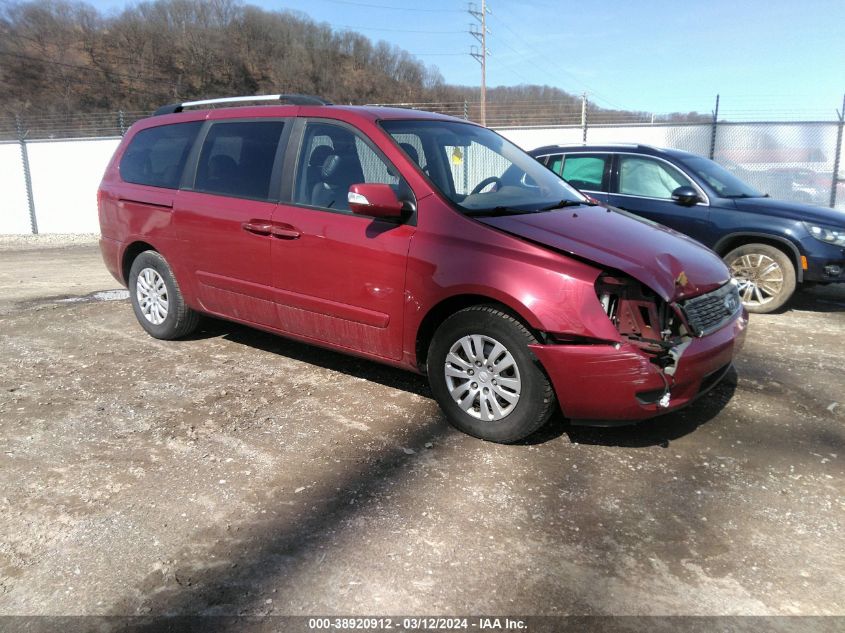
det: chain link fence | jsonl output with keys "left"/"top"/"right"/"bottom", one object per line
{"left": 2, "top": 100, "right": 844, "bottom": 234}
{"left": 374, "top": 99, "right": 845, "bottom": 210}
{"left": 0, "top": 111, "right": 151, "bottom": 142}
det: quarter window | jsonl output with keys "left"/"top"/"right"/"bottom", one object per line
{"left": 120, "top": 122, "right": 202, "bottom": 189}
{"left": 194, "top": 121, "right": 286, "bottom": 200}
{"left": 561, "top": 154, "right": 608, "bottom": 191}
{"left": 618, "top": 156, "right": 693, "bottom": 199}
{"left": 546, "top": 155, "right": 563, "bottom": 175}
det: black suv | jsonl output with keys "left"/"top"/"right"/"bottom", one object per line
{"left": 529, "top": 144, "right": 845, "bottom": 313}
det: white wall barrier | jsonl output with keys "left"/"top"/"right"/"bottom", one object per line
{"left": 0, "top": 141, "right": 33, "bottom": 234}
{"left": 26, "top": 138, "right": 121, "bottom": 234}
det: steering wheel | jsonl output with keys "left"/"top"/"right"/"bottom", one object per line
{"left": 471, "top": 176, "right": 502, "bottom": 195}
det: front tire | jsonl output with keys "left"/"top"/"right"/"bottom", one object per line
{"left": 724, "top": 243, "right": 796, "bottom": 313}
{"left": 128, "top": 250, "right": 199, "bottom": 339}
{"left": 427, "top": 306, "right": 556, "bottom": 443}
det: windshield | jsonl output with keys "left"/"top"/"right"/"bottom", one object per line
{"left": 681, "top": 155, "right": 764, "bottom": 198}
{"left": 380, "top": 119, "right": 586, "bottom": 214}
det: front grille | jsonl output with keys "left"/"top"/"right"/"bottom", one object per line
{"left": 681, "top": 282, "right": 742, "bottom": 336}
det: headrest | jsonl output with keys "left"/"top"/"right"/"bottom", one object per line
{"left": 309, "top": 144, "right": 333, "bottom": 168}
{"left": 400, "top": 142, "right": 420, "bottom": 166}
{"left": 208, "top": 154, "right": 238, "bottom": 175}
{"left": 321, "top": 154, "right": 342, "bottom": 180}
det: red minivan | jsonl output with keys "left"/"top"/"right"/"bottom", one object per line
{"left": 98, "top": 94, "right": 748, "bottom": 443}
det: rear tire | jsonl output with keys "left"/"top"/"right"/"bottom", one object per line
{"left": 427, "top": 306, "right": 555, "bottom": 443}
{"left": 724, "top": 243, "right": 796, "bottom": 314}
{"left": 128, "top": 250, "right": 199, "bottom": 339}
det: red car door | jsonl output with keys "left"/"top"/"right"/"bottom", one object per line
{"left": 174, "top": 119, "right": 288, "bottom": 327}
{"left": 269, "top": 120, "right": 415, "bottom": 360}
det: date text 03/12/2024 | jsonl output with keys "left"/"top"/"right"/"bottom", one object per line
{"left": 307, "top": 617, "right": 528, "bottom": 630}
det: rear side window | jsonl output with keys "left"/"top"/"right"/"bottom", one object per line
{"left": 547, "top": 155, "right": 563, "bottom": 175}
{"left": 561, "top": 154, "right": 608, "bottom": 191}
{"left": 120, "top": 122, "right": 202, "bottom": 189}
{"left": 194, "top": 121, "right": 286, "bottom": 200}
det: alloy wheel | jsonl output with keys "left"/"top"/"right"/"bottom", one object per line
{"left": 444, "top": 334, "right": 521, "bottom": 421}
{"left": 729, "top": 253, "right": 785, "bottom": 307}
{"left": 136, "top": 267, "right": 169, "bottom": 325}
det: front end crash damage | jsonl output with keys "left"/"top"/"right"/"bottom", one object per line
{"left": 529, "top": 273, "right": 746, "bottom": 424}
{"left": 594, "top": 273, "right": 692, "bottom": 387}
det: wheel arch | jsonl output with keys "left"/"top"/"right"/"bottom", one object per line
{"left": 414, "top": 293, "right": 545, "bottom": 372}
{"left": 713, "top": 232, "right": 804, "bottom": 283}
{"left": 121, "top": 240, "right": 158, "bottom": 285}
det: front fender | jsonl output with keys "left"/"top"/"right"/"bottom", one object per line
{"left": 403, "top": 229, "right": 622, "bottom": 365}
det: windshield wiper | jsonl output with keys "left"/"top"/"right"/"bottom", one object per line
{"left": 538, "top": 199, "right": 590, "bottom": 212}
{"left": 464, "top": 206, "right": 531, "bottom": 217}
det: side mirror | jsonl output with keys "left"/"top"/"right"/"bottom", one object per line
{"left": 672, "top": 185, "right": 700, "bottom": 206}
{"left": 348, "top": 183, "right": 405, "bottom": 218}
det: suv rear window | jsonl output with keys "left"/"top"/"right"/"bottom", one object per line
{"left": 194, "top": 121, "right": 286, "bottom": 200}
{"left": 120, "top": 122, "right": 202, "bottom": 189}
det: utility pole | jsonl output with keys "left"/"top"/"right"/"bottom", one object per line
{"left": 469, "top": 1, "right": 490, "bottom": 126}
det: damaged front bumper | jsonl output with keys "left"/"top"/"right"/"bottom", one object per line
{"left": 529, "top": 277, "right": 749, "bottom": 424}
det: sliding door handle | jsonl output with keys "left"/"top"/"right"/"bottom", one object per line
{"left": 242, "top": 221, "right": 273, "bottom": 235}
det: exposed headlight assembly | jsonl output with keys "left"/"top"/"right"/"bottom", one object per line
{"left": 803, "top": 222, "right": 845, "bottom": 247}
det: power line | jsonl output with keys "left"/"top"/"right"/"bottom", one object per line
{"left": 315, "top": 0, "right": 464, "bottom": 12}
{"left": 485, "top": 12, "right": 628, "bottom": 111}
{"left": 0, "top": 51, "right": 177, "bottom": 86}
{"left": 332, "top": 24, "right": 464, "bottom": 33}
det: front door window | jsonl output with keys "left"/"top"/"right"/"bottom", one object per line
{"left": 618, "top": 156, "right": 693, "bottom": 199}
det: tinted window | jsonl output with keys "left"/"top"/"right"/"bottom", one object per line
{"left": 194, "top": 121, "right": 286, "bottom": 200}
{"left": 294, "top": 122, "right": 406, "bottom": 212}
{"left": 120, "top": 122, "right": 201, "bottom": 189}
{"left": 562, "top": 154, "right": 607, "bottom": 191}
{"left": 547, "top": 155, "right": 563, "bottom": 175}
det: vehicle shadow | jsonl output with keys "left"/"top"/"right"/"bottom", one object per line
{"left": 184, "top": 316, "right": 432, "bottom": 398}
{"left": 784, "top": 284, "right": 845, "bottom": 313}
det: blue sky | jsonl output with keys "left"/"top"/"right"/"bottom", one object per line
{"left": 92, "top": 0, "right": 844, "bottom": 117}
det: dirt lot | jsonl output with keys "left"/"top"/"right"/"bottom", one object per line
{"left": 0, "top": 237, "right": 843, "bottom": 619}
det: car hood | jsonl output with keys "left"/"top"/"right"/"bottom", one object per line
{"left": 478, "top": 205, "right": 730, "bottom": 302}
{"left": 732, "top": 197, "right": 845, "bottom": 226}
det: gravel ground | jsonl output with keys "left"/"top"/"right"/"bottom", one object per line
{"left": 0, "top": 238, "right": 843, "bottom": 621}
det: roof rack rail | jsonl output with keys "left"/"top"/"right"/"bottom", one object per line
{"left": 153, "top": 94, "right": 332, "bottom": 116}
